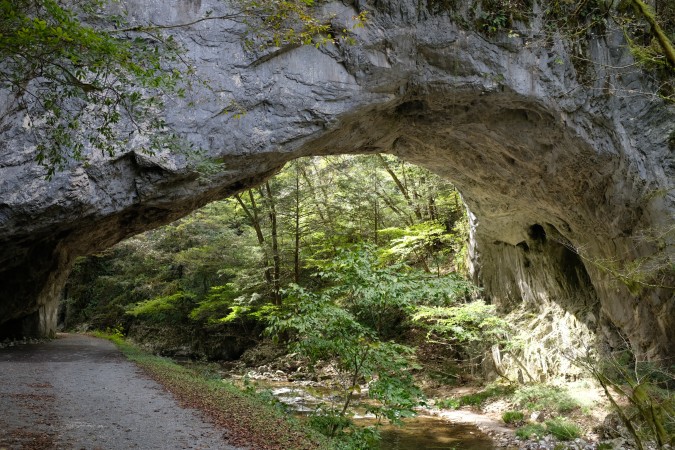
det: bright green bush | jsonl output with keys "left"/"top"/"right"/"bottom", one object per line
{"left": 435, "top": 398, "right": 460, "bottom": 409}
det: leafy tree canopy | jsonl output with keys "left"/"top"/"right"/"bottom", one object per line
{"left": 0, "top": 0, "right": 189, "bottom": 177}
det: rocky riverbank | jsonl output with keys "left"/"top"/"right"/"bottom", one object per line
{"left": 215, "top": 344, "right": 654, "bottom": 450}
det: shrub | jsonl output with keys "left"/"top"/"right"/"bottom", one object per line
{"left": 502, "top": 411, "right": 524, "bottom": 424}
{"left": 545, "top": 418, "right": 582, "bottom": 441}
{"left": 267, "top": 283, "right": 424, "bottom": 440}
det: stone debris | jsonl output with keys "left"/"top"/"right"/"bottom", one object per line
{"left": 0, "top": 337, "right": 45, "bottom": 349}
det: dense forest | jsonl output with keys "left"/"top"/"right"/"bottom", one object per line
{"left": 63, "top": 154, "right": 491, "bottom": 363}
{"left": 63, "top": 155, "right": 519, "bottom": 447}
{"left": 63, "top": 154, "right": 673, "bottom": 449}
{"left": 64, "top": 154, "right": 471, "bottom": 327}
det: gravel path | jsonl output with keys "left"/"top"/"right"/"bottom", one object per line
{"left": 0, "top": 333, "right": 241, "bottom": 450}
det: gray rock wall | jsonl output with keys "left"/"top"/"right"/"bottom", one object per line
{"left": 0, "top": 0, "right": 672, "bottom": 361}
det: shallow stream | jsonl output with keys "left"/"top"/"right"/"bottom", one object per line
{"left": 246, "top": 380, "right": 495, "bottom": 450}
{"left": 360, "top": 416, "right": 495, "bottom": 449}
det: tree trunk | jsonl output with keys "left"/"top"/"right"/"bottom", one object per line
{"left": 294, "top": 162, "right": 301, "bottom": 284}
{"left": 235, "top": 191, "right": 273, "bottom": 290}
{"left": 377, "top": 154, "right": 423, "bottom": 221}
{"left": 263, "top": 181, "right": 282, "bottom": 305}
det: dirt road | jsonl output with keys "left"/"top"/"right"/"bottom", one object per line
{"left": 0, "top": 333, "right": 241, "bottom": 450}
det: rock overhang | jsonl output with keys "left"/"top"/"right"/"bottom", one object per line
{"left": 0, "top": 0, "right": 672, "bottom": 360}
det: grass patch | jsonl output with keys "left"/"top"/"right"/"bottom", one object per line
{"left": 514, "top": 418, "right": 582, "bottom": 441}
{"left": 92, "top": 331, "right": 330, "bottom": 450}
{"left": 545, "top": 418, "right": 582, "bottom": 441}
{"left": 502, "top": 410, "right": 524, "bottom": 424}
{"left": 515, "top": 423, "right": 547, "bottom": 439}
{"left": 436, "top": 384, "right": 514, "bottom": 409}
{"left": 512, "top": 384, "right": 579, "bottom": 413}
{"left": 435, "top": 397, "right": 460, "bottom": 409}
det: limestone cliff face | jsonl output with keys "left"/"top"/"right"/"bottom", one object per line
{"left": 0, "top": 0, "right": 672, "bottom": 360}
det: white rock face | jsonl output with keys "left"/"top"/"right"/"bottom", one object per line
{"left": 0, "top": 0, "right": 672, "bottom": 360}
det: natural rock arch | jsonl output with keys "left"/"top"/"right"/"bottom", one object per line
{"left": 0, "top": 0, "right": 672, "bottom": 362}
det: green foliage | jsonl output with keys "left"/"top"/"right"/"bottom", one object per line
{"left": 543, "top": 0, "right": 610, "bottom": 32}
{"left": 307, "top": 415, "right": 381, "bottom": 450}
{"left": 65, "top": 155, "right": 473, "bottom": 363}
{"left": 382, "top": 221, "right": 449, "bottom": 257}
{"left": 296, "top": 155, "right": 465, "bottom": 266}
{"left": 65, "top": 200, "right": 261, "bottom": 332}
{"left": 461, "top": 384, "right": 514, "bottom": 406}
{"left": 188, "top": 284, "right": 239, "bottom": 322}
{"left": 325, "top": 245, "right": 475, "bottom": 338}
{"left": 413, "top": 301, "right": 509, "bottom": 345}
{"left": 92, "top": 326, "right": 125, "bottom": 344}
{"left": 412, "top": 301, "right": 512, "bottom": 369}
{"left": 126, "top": 292, "right": 196, "bottom": 323}
{"left": 625, "top": 0, "right": 675, "bottom": 70}
{"left": 0, "top": 0, "right": 189, "bottom": 177}
{"left": 515, "top": 423, "right": 547, "bottom": 439}
{"left": 268, "top": 282, "right": 424, "bottom": 440}
{"left": 512, "top": 384, "right": 580, "bottom": 414}
{"left": 472, "top": 0, "right": 532, "bottom": 34}
{"left": 502, "top": 410, "right": 525, "bottom": 424}
{"left": 237, "top": 0, "right": 367, "bottom": 48}
{"left": 381, "top": 221, "right": 462, "bottom": 275}
{"left": 435, "top": 397, "right": 461, "bottom": 409}
{"left": 331, "top": 425, "right": 381, "bottom": 450}
{"left": 545, "top": 418, "right": 582, "bottom": 440}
